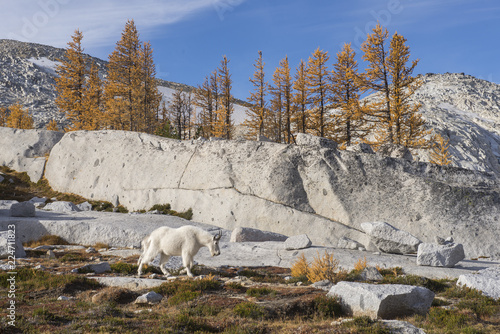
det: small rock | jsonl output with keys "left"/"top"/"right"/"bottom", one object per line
{"left": 359, "top": 267, "right": 383, "bottom": 281}
{"left": 77, "top": 201, "right": 92, "bottom": 211}
{"left": 345, "top": 142, "right": 374, "bottom": 154}
{"left": 86, "top": 247, "right": 97, "bottom": 254}
{"left": 435, "top": 236, "right": 446, "bottom": 245}
{"left": 29, "top": 197, "right": 47, "bottom": 208}
{"left": 10, "top": 201, "right": 36, "bottom": 217}
{"left": 445, "top": 236, "right": 454, "bottom": 244}
{"left": 380, "top": 320, "right": 426, "bottom": 334}
{"left": 361, "top": 222, "right": 421, "bottom": 255}
{"left": 47, "top": 250, "right": 56, "bottom": 259}
{"left": 34, "top": 265, "right": 46, "bottom": 270}
{"left": 284, "top": 234, "right": 312, "bottom": 250}
{"left": 111, "top": 195, "right": 120, "bottom": 207}
{"left": 57, "top": 296, "right": 71, "bottom": 301}
{"left": 78, "top": 262, "right": 111, "bottom": 274}
{"left": 230, "top": 227, "right": 287, "bottom": 242}
{"left": 134, "top": 291, "right": 163, "bottom": 304}
{"left": 337, "top": 236, "right": 364, "bottom": 250}
{"left": 295, "top": 133, "right": 338, "bottom": 149}
{"left": 43, "top": 201, "right": 81, "bottom": 213}
{"left": 311, "top": 279, "right": 333, "bottom": 291}
{"left": 417, "top": 243, "right": 465, "bottom": 268}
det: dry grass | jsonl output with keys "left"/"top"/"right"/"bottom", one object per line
{"left": 23, "top": 235, "right": 70, "bottom": 248}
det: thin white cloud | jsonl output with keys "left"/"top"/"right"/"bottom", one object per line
{"left": 0, "top": 0, "right": 245, "bottom": 48}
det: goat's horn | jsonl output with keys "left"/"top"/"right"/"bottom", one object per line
{"left": 215, "top": 230, "right": 222, "bottom": 240}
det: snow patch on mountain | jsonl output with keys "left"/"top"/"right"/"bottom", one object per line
{"left": 27, "top": 57, "right": 60, "bottom": 76}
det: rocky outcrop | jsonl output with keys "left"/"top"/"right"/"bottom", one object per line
{"left": 0, "top": 127, "right": 63, "bottom": 181}
{"left": 42, "top": 130, "right": 500, "bottom": 258}
{"left": 231, "top": 227, "right": 288, "bottom": 243}
{"left": 327, "top": 282, "right": 435, "bottom": 319}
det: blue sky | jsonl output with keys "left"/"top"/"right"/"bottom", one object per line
{"left": 1, "top": 0, "right": 499, "bottom": 99}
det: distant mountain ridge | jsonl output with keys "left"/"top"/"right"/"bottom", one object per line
{"left": 0, "top": 39, "right": 199, "bottom": 128}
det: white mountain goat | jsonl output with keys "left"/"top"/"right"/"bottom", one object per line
{"left": 137, "top": 226, "right": 222, "bottom": 277}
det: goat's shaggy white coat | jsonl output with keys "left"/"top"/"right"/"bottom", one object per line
{"left": 137, "top": 225, "right": 221, "bottom": 277}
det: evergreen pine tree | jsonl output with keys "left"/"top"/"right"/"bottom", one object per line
{"left": 244, "top": 51, "right": 268, "bottom": 139}
{"left": 55, "top": 29, "right": 86, "bottom": 131}
{"left": 269, "top": 66, "right": 283, "bottom": 142}
{"left": 292, "top": 60, "right": 310, "bottom": 134}
{"left": 307, "top": 47, "right": 330, "bottom": 138}
{"left": 271, "top": 56, "right": 294, "bottom": 143}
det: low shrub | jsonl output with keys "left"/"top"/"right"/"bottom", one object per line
{"left": 233, "top": 302, "right": 267, "bottom": 319}
{"left": 312, "top": 295, "right": 343, "bottom": 319}
{"left": 246, "top": 287, "right": 276, "bottom": 298}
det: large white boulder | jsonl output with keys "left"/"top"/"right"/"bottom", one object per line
{"left": 0, "top": 127, "right": 63, "bottom": 182}
{"left": 457, "top": 266, "right": 500, "bottom": 300}
{"left": 43, "top": 130, "right": 500, "bottom": 258}
{"left": 361, "top": 222, "right": 421, "bottom": 255}
{"left": 327, "top": 281, "right": 434, "bottom": 319}
{"left": 417, "top": 242, "right": 465, "bottom": 268}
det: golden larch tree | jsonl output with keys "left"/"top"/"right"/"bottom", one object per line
{"left": 331, "top": 43, "right": 371, "bottom": 146}
{"left": 0, "top": 106, "right": 8, "bottom": 126}
{"left": 269, "top": 66, "right": 283, "bottom": 142}
{"left": 361, "top": 24, "right": 429, "bottom": 148}
{"left": 6, "top": 103, "right": 34, "bottom": 129}
{"left": 216, "top": 55, "right": 233, "bottom": 139}
{"left": 307, "top": 47, "right": 330, "bottom": 138}
{"left": 360, "top": 23, "right": 391, "bottom": 142}
{"left": 81, "top": 61, "right": 103, "bottom": 130}
{"left": 46, "top": 120, "right": 59, "bottom": 131}
{"left": 292, "top": 59, "right": 310, "bottom": 134}
{"left": 386, "top": 32, "right": 430, "bottom": 148}
{"left": 55, "top": 29, "right": 86, "bottom": 131}
{"left": 104, "top": 19, "right": 142, "bottom": 131}
{"left": 138, "top": 41, "right": 162, "bottom": 133}
{"left": 244, "top": 51, "right": 268, "bottom": 139}
{"left": 193, "top": 74, "right": 215, "bottom": 138}
{"left": 430, "top": 133, "right": 452, "bottom": 166}
{"left": 271, "top": 56, "right": 294, "bottom": 143}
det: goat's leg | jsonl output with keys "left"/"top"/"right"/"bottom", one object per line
{"left": 159, "top": 253, "right": 171, "bottom": 276}
{"left": 181, "top": 252, "right": 194, "bottom": 278}
{"left": 137, "top": 247, "right": 157, "bottom": 277}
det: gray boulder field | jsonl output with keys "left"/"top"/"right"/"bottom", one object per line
{"left": 327, "top": 281, "right": 435, "bottom": 319}
{"left": 0, "top": 127, "right": 63, "bottom": 182}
